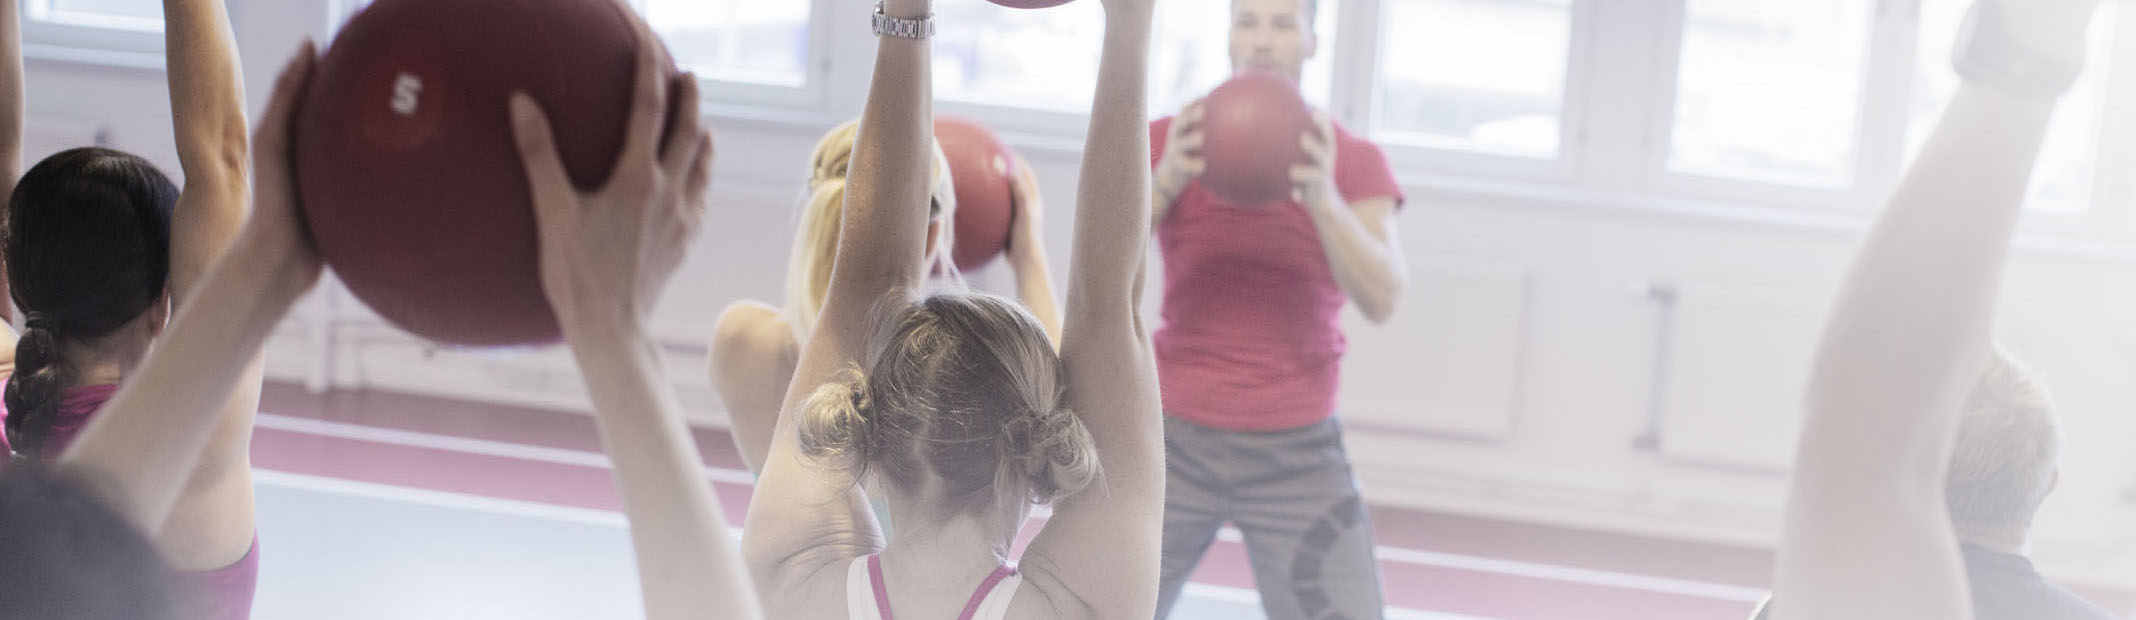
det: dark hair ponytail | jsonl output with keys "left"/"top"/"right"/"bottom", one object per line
{"left": 1, "top": 147, "right": 175, "bottom": 459}
{"left": 5, "top": 314, "right": 73, "bottom": 457}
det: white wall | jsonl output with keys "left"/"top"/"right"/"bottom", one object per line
{"left": 25, "top": 0, "right": 2135, "bottom": 594}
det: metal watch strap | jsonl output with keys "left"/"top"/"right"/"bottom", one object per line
{"left": 873, "top": 2, "right": 934, "bottom": 39}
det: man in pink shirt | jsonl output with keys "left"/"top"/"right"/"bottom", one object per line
{"left": 1147, "top": 0, "right": 1407, "bottom": 617}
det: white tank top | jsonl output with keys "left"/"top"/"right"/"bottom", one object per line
{"left": 846, "top": 555, "right": 1022, "bottom": 620}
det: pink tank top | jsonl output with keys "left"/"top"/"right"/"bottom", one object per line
{"left": 0, "top": 383, "right": 260, "bottom": 620}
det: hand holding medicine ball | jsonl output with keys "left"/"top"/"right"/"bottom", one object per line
{"left": 510, "top": 43, "right": 714, "bottom": 337}
{"left": 1290, "top": 111, "right": 1339, "bottom": 209}
{"left": 1154, "top": 100, "right": 1206, "bottom": 203}
{"left": 293, "top": 0, "right": 676, "bottom": 347}
{"left": 1004, "top": 152, "right": 1045, "bottom": 261}
{"left": 242, "top": 42, "right": 328, "bottom": 294}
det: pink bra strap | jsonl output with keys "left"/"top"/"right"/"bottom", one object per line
{"left": 866, "top": 555, "right": 1018, "bottom": 620}
{"left": 868, "top": 555, "right": 897, "bottom": 620}
{"left": 954, "top": 565, "right": 1019, "bottom": 620}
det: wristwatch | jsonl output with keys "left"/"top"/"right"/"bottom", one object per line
{"left": 873, "top": 1, "right": 934, "bottom": 40}
{"left": 1951, "top": 0, "right": 2086, "bottom": 98}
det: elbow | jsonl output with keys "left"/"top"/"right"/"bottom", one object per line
{"left": 184, "top": 137, "right": 250, "bottom": 190}
{"left": 1359, "top": 298, "right": 1396, "bottom": 325}
{"left": 1358, "top": 274, "right": 1405, "bottom": 325}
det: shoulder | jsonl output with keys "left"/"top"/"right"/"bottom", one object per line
{"left": 759, "top": 557, "right": 860, "bottom": 620}
{"left": 1331, "top": 121, "right": 1389, "bottom": 160}
{"left": 712, "top": 302, "right": 796, "bottom": 378}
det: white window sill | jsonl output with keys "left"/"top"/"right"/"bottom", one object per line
{"left": 1396, "top": 169, "right": 2136, "bottom": 266}
{"left": 22, "top": 42, "right": 164, "bottom": 71}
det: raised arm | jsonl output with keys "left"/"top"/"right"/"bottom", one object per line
{"left": 1016, "top": 0, "right": 1164, "bottom": 616}
{"left": 152, "top": 0, "right": 267, "bottom": 573}
{"left": 56, "top": 49, "right": 321, "bottom": 533}
{"left": 164, "top": 0, "right": 249, "bottom": 301}
{"left": 1004, "top": 153, "right": 1063, "bottom": 346}
{"left": 511, "top": 23, "right": 754, "bottom": 617}
{"left": 1774, "top": 2, "right": 2101, "bottom": 619}
{"left": 741, "top": 0, "right": 936, "bottom": 597}
{"left": 0, "top": 0, "right": 22, "bottom": 323}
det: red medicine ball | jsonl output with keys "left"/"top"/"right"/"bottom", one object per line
{"left": 1200, "top": 71, "right": 1312, "bottom": 205}
{"left": 986, "top": 0, "right": 1078, "bottom": 8}
{"left": 294, "top": 0, "right": 665, "bottom": 346}
{"left": 935, "top": 117, "right": 1017, "bottom": 272}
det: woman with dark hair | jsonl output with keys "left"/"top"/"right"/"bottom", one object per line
{"left": 4, "top": 11, "right": 754, "bottom": 618}
{"left": 0, "top": 0, "right": 261, "bottom": 617}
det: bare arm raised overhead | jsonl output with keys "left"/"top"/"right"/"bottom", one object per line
{"left": 1775, "top": 2, "right": 2103, "bottom": 619}
{"left": 510, "top": 16, "right": 752, "bottom": 616}
{"left": 741, "top": 0, "right": 937, "bottom": 599}
{"left": 57, "top": 48, "right": 321, "bottom": 536}
{"left": 151, "top": 0, "right": 268, "bottom": 573}
{"left": 1014, "top": 0, "right": 1165, "bottom": 616}
{"left": 0, "top": 0, "right": 20, "bottom": 333}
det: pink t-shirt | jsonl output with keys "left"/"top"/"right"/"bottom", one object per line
{"left": 0, "top": 382, "right": 260, "bottom": 620}
{"left": 1149, "top": 116, "right": 1404, "bottom": 431}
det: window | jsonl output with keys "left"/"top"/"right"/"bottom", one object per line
{"left": 932, "top": 2, "right": 1106, "bottom": 112}
{"left": 1148, "top": 0, "right": 1338, "bottom": 114}
{"left": 644, "top": 0, "right": 811, "bottom": 87}
{"left": 1907, "top": 0, "right": 2116, "bottom": 214}
{"left": 26, "top": 0, "right": 161, "bottom": 31}
{"left": 932, "top": 1, "right": 1337, "bottom": 115}
{"left": 1668, "top": 0, "right": 1876, "bottom": 187}
{"left": 1373, "top": 0, "right": 1573, "bottom": 158}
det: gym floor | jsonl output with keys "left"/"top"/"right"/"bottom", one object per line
{"left": 242, "top": 384, "right": 2134, "bottom": 620}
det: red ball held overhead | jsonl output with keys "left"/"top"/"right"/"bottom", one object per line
{"left": 934, "top": 117, "right": 1019, "bottom": 272}
{"left": 1199, "top": 70, "right": 1313, "bottom": 205}
{"left": 294, "top": 0, "right": 675, "bottom": 346}
{"left": 986, "top": 0, "right": 1078, "bottom": 8}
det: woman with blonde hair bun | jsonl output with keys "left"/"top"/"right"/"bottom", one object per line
{"left": 711, "top": 117, "right": 1061, "bottom": 474}
{"left": 739, "top": 0, "right": 1165, "bottom": 615}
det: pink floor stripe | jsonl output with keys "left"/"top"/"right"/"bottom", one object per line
{"left": 247, "top": 422, "right": 1757, "bottom": 618}
{"left": 253, "top": 383, "right": 2136, "bottom": 616}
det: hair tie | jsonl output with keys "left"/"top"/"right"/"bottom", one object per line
{"left": 22, "top": 311, "right": 58, "bottom": 334}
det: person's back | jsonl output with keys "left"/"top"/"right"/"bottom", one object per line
{"left": 1755, "top": 542, "right": 2118, "bottom": 620}
{"left": 1960, "top": 544, "right": 2118, "bottom": 620}
{"left": 1761, "top": 352, "right": 2115, "bottom": 620}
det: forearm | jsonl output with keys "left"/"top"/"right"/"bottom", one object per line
{"left": 1777, "top": 13, "right": 2082, "bottom": 619}
{"left": 0, "top": 0, "right": 20, "bottom": 323}
{"left": 1150, "top": 186, "right": 1175, "bottom": 227}
{"left": 1008, "top": 245, "right": 1062, "bottom": 347}
{"left": 1305, "top": 198, "right": 1405, "bottom": 323}
{"left": 163, "top": 0, "right": 248, "bottom": 180}
{"left": 56, "top": 233, "right": 311, "bottom": 533}
{"left": 1066, "top": 7, "right": 1154, "bottom": 321}
{"left": 833, "top": 0, "right": 933, "bottom": 296}
{"left": 1803, "top": 85, "right": 2056, "bottom": 484}
{"left": 572, "top": 325, "right": 761, "bottom": 620}
{"left": 1, "top": 0, "right": 22, "bottom": 187}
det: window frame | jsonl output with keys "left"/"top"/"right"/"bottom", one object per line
{"left": 1365, "top": 0, "right": 1590, "bottom": 187}
{"left": 18, "top": 0, "right": 164, "bottom": 69}
{"left": 1638, "top": 0, "right": 1902, "bottom": 213}
{"left": 30, "top": 0, "right": 2136, "bottom": 243}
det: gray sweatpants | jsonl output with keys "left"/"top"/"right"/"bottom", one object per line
{"left": 1154, "top": 416, "right": 1387, "bottom": 620}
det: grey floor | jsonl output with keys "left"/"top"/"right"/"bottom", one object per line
{"left": 248, "top": 472, "right": 1274, "bottom": 620}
